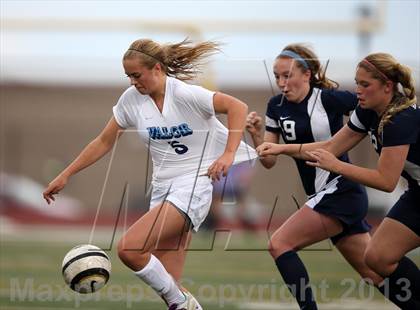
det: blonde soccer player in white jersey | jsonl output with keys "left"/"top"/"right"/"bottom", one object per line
{"left": 43, "top": 38, "right": 256, "bottom": 310}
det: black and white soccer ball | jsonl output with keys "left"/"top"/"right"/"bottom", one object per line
{"left": 62, "top": 244, "right": 111, "bottom": 294}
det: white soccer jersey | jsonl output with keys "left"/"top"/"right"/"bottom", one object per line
{"left": 113, "top": 76, "right": 257, "bottom": 184}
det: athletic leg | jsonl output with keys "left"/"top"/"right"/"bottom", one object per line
{"left": 117, "top": 201, "right": 191, "bottom": 307}
{"left": 336, "top": 232, "right": 383, "bottom": 285}
{"left": 269, "top": 206, "right": 343, "bottom": 310}
{"left": 365, "top": 218, "right": 420, "bottom": 309}
{"left": 153, "top": 228, "right": 192, "bottom": 282}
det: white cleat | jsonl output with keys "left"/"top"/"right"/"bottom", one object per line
{"left": 168, "top": 290, "right": 203, "bottom": 310}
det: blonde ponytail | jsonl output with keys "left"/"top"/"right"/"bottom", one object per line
{"left": 124, "top": 38, "right": 221, "bottom": 81}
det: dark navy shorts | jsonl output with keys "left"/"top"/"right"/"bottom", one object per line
{"left": 306, "top": 176, "right": 371, "bottom": 244}
{"left": 386, "top": 187, "right": 420, "bottom": 237}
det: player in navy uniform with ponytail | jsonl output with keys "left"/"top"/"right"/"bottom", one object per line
{"left": 258, "top": 52, "right": 420, "bottom": 309}
{"left": 247, "top": 44, "right": 388, "bottom": 310}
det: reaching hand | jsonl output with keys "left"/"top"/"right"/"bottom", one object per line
{"left": 245, "top": 111, "right": 263, "bottom": 136}
{"left": 207, "top": 151, "right": 235, "bottom": 181}
{"left": 256, "top": 142, "right": 284, "bottom": 157}
{"left": 305, "top": 149, "right": 341, "bottom": 173}
{"left": 43, "top": 174, "right": 68, "bottom": 204}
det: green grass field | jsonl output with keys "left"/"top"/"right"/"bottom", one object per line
{"left": 1, "top": 226, "right": 417, "bottom": 309}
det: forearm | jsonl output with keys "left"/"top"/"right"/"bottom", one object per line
{"left": 334, "top": 161, "right": 397, "bottom": 192}
{"left": 249, "top": 130, "right": 264, "bottom": 148}
{"left": 284, "top": 141, "right": 330, "bottom": 159}
{"left": 60, "top": 138, "right": 114, "bottom": 178}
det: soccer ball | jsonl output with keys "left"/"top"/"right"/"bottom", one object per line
{"left": 62, "top": 244, "right": 111, "bottom": 294}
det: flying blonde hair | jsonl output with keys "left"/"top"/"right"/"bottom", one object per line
{"left": 123, "top": 38, "right": 221, "bottom": 81}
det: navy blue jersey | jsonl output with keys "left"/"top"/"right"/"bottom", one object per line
{"left": 348, "top": 104, "right": 420, "bottom": 190}
{"left": 265, "top": 87, "right": 358, "bottom": 195}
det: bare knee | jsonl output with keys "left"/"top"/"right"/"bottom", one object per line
{"left": 268, "top": 237, "right": 296, "bottom": 259}
{"left": 364, "top": 247, "right": 397, "bottom": 277}
{"left": 117, "top": 237, "right": 150, "bottom": 270}
{"left": 117, "top": 237, "right": 136, "bottom": 266}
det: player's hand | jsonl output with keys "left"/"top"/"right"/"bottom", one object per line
{"left": 256, "top": 142, "right": 284, "bottom": 156}
{"left": 43, "top": 174, "right": 68, "bottom": 204}
{"left": 305, "top": 149, "right": 341, "bottom": 173}
{"left": 207, "top": 151, "right": 235, "bottom": 181}
{"left": 245, "top": 111, "right": 263, "bottom": 136}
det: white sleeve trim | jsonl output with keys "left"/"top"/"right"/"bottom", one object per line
{"left": 112, "top": 105, "right": 128, "bottom": 128}
{"left": 265, "top": 115, "right": 279, "bottom": 128}
{"left": 350, "top": 110, "right": 366, "bottom": 131}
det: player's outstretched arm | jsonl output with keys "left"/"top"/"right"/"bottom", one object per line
{"left": 304, "top": 124, "right": 406, "bottom": 192}
{"left": 306, "top": 144, "right": 409, "bottom": 192}
{"left": 43, "top": 117, "right": 124, "bottom": 204}
{"left": 257, "top": 125, "right": 366, "bottom": 160}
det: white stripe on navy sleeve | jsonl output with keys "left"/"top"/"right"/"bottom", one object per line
{"left": 349, "top": 110, "right": 367, "bottom": 132}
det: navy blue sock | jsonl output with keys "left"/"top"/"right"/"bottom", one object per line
{"left": 275, "top": 250, "right": 318, "bottom": 310}
{"left": 379, "top": 256, "right": 420, "bottom": 310}
{"left": 397, "top": 256, "right": 420, "bottom": 299}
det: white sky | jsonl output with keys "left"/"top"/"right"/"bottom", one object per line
{"left": 1, "top": 0, "right": 419, "bottom": 87}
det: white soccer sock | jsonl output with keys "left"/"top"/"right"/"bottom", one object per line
{"left": 134, "top": 254, "right": 185, "bottom": 305}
